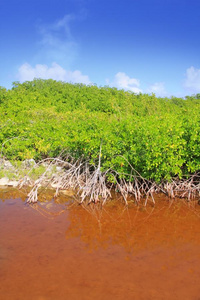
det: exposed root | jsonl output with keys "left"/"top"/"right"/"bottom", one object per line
{"left": 162, "top": 174, "right": 200, "bottom": 200}
{"left": 52, "top": 146, "right": 112, "bottom": 204}
{"left": 78, "top": 146, "right": 111, "bottom": 204}
{"left": 19, "top": 153, "right": 200, "bottom": 205}
{"left": 20, "top": 149, "right": 112, "bottom": 205}
{"left": 114, "top": 176, "right": 157, "bottom": 206}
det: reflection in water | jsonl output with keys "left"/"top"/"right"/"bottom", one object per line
{"left": 0, "top": 189, "right": 200, "bottom": 300}
{"left": 65, "top": 197, "right": 200, "bottom": 253}
{"left": 28, "top": 201, "right": 69, "bottom": 219}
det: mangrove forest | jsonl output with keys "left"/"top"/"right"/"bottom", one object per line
{"left": 0, "top": 79, "right": 200, "bottom": 203}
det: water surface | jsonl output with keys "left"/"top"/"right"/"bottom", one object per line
{"left": 0, "top": 189, "right": 200, "bottom": 300}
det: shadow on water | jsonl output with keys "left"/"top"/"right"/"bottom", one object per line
{"left": 0, "top": 188, "right": 200, "bottom": 300}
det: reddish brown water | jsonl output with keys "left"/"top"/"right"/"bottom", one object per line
{"left": 0, "top": 189, "right": 200, "bottom": 300}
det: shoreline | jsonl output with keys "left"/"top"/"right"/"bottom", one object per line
{"left": 0, "top": 158, "right": 200, "bottom": 204}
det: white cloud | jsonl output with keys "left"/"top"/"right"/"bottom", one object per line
{"left": 17, "top": 62, "right": 91, "bottom": 85}
{"left": 40, "top": 14, "right": 74, "bottom": 44}
{"left": 184, "top": 66, "right": 200, "bottom": 92}
{"left": 147, "top": 82, "right": 167, "bottom": 97}
{"left": 36, "top": 14, "right": 78, "bottom": 65}
{"left": 54, "top": 14, "right": 74, "bottom": 38}
{"left": 107, "top": 72, "right": 142, "bottom": 94}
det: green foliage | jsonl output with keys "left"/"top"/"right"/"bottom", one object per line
{"left": 0, "top": 79, "right": 200, "bottom": 182}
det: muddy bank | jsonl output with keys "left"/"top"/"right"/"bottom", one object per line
{"left": 0, "top": 191, "right": 200, "bottom": 300}
{"left": 0, "top": 158, "right": 63, "bottom": 186}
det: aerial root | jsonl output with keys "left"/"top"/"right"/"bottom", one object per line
{"left": 19, "top": 156, "right": 200, "bottom": 205}
{"left": 162, "top": 174, "right": 200, "bottom": 200}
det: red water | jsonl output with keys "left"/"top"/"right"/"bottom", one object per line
{"left": 0, "top": 189, "right": 200, "bottom": 300}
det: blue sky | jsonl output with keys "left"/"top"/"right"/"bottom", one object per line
{"left": 1, "top": 0, "right": 200, "bottom": 97}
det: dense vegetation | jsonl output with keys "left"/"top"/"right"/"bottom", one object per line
{"left": 0, "top": 79, "right": 200, "bottom": 185}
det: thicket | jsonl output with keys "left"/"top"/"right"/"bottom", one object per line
{"left": 0, "top": 79, "right": 200, "bottom": 196}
